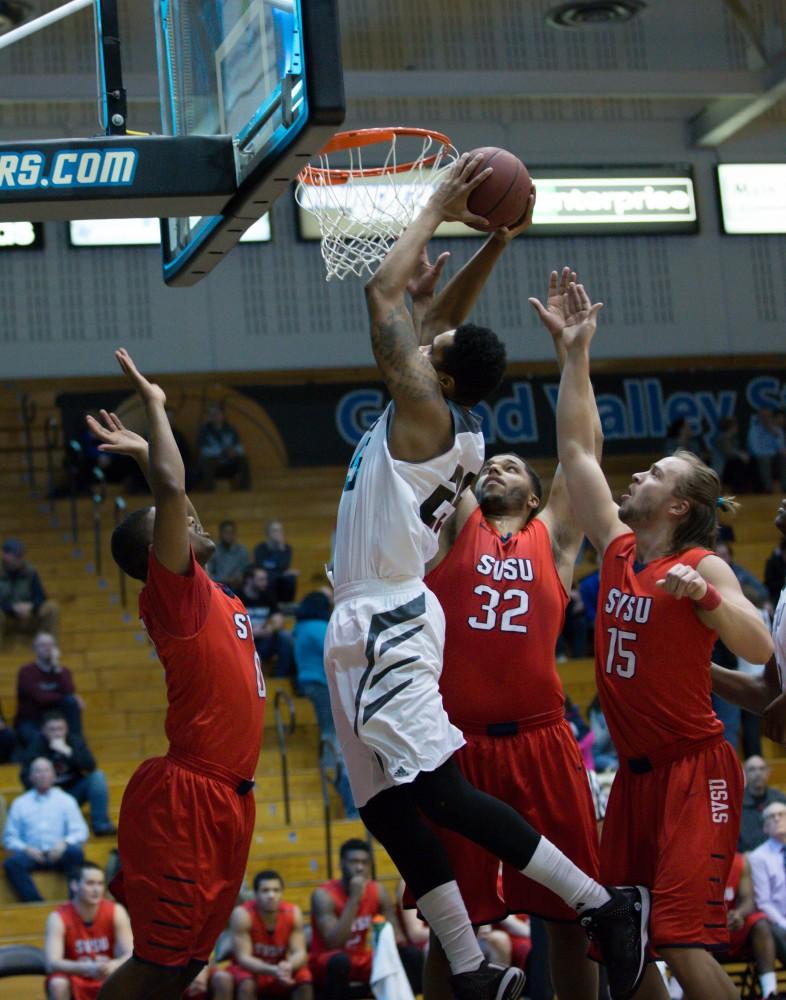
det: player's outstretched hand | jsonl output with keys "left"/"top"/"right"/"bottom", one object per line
{"left": 85, "top": 409, "right": 147, "bottom": 459}
{"left": 430, "top": 152, "right": 492, "bottom": 228}
{"left": 529, "top": 266, "right": 578, "bottom": 340}
{"left": 655, "top": 563, "right": 708, "bottom": 601}
{"left": 494, "top": 186, "right": 537, "bottom": 243}
{"left": 764, "top": 692, "right": 786, "bottom": 746}
{"left": 407, "top": 246, "right": 451, "bottom": 302}
{"left": 558, "top": 281, "right": 603, "bottom": 351}
{"left": 115, "top": 348, "right": 167, "bottom": 407}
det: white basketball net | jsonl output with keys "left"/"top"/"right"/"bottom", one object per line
{"left": 295, "top": 131, "right": 458, "bottom": 281}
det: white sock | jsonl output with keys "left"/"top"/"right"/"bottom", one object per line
{"left": 761, "top": 971, "right": 777, "bottom": 997}
{"left": 416, "top": 882, "right": 484, "bottom": 975}
{"left": 522, "top": 837, "right": 611, "bottom": 913}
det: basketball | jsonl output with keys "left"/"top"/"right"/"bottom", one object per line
{"left": 465, "top": 147, "right": 533, "bottom": 232}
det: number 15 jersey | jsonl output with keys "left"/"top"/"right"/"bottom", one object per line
{"left": 596, "top": 531, "right": 722, "bottom": 760}
{"left": 332, "top": 401, "right": 484, "bottom": 588}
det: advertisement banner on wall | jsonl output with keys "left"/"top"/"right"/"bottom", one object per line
{"left": 238, "top": 366, "right": 785, "bottom": 466}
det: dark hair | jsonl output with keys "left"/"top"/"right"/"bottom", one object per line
{"left": 295, "top": 591, "right": 332, "bottom": 622}
{"left": 110, "top": 507, "right": 153, "bottom": 582}
{"left": 521, "top": 458, "right": 543, "bottom": 522}
{"left": 253, "top": 869, "right": 284, "bottom": 891}
{"left": 219, "top": 519, "right": 236, "bottom": 531}
{"left": 340, "top": 838, "right": 371, "bottom": 860}
{"left": 669, "top": 450, "right": 739, "bottom": 554}
{"left": 71, "top": 860, "right": 104, "bottom": 884}
{"left": 666, "top": 417, "right": 686, "bottom": 438}
{"left": 41, "top": 711, "right": 66, "bottom": 725}
{"left": 439, "top": 323, "right": 507, "bottom": 406}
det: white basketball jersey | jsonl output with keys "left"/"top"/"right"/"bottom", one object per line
{"left": 332, "top": 401, "right": 484, "bottom": 587}
{"left": 775, "top": 585, "right": 786, "bottom": 690}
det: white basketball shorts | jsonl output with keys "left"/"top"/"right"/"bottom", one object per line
{"left": 324, "top": 578, "right": 465, "bottom": 808}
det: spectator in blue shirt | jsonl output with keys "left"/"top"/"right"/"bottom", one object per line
{"left": 716, "top": 541, "right": 771, "bottom": 611}
{"left": 3, "top": 756, "right": 87, "bottom": 902}
{"left": 293, "top": 590, "right": 357, "bottom": 818}
{"left": 747, "top": 408, "right": 786, "bottom": 493}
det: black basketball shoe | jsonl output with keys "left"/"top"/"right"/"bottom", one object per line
{"left": 580, "top": 885, "right": 650, "bottom": 1000}
{"left": 450, "top": 961, "right": 526, "bottom": 1000}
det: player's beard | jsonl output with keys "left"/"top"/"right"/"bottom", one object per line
{"left": 618, "top": 494, "right": 657, "bottom": 527}
{"left": 478, "top": 484, "right": 530, "bottom": 517}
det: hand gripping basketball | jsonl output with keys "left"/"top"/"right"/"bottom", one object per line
{"left": 430, "top": 152, "right": 493, "bottom": 228}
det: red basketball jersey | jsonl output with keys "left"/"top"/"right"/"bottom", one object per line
{"left": 426, "top": 509, "right": 568, "bottom": 725}
{"left": 139, "top": 550, "right": 265, "bottom": 779}
{"left": 310, "top": 880, "right": 381, "bottom": 959}
{"left": 236, "top": 899, "right": 297, "bottom": 964}
{"left": 57, "top": 900, "right": 116, "bottom": 962}
{"left": 595, "top": 532, "right": 721, "bottom": 760}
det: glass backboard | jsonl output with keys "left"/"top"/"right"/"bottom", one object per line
{"left": 155, "top": 0, "right": 343, "bottom": 285}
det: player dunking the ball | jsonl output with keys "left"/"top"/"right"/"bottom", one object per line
{"left": 88, "top": 350, "right": 265, "bottom": 1000}
{"left": 416, "top": 268, "right": 604, "bottom": 1000}
{"left": 555, "top": 283, "right": 773, "bottom": 1000}
{"left": 325, "top": 152, "right": 648, "bottom": 1000}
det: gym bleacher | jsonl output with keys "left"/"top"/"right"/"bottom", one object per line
{"left": 1, "top": 381, "right": 784, "bottom": 999}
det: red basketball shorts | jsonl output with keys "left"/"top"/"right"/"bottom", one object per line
{"left": 222, "top": 963, "right": 313, "bottom": 995}
{"left": 720, "top": 911, "right": 769, "bottom": 959}
{"left": 412, "top": 717, "right": 600, "bottom": 924}
{"left": 309, "top": 949, "right": 372, "bottom": 986}
{"left": 600, "top": 737, "right": 743, "bottom": 951}
{"left": 46, "top": 975, "right": 101, "bottom": 1000}
{"left": 111, "top": 756, "right": 255, "bottom": 967}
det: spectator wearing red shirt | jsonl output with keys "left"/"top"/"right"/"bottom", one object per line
{"left": 15, "top": 632, "right": 84, "bottom": 747}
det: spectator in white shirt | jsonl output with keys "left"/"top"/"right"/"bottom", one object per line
{"left": 2, "top": 756, "right": 88, "bottom": 902}
{"left": 749, "top": 802, "right": 786, "bottom": 964}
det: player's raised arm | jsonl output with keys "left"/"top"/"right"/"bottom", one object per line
{"left": 413, "top": 188, "right": 536, "bottom": 346}
{"left": 532, "top": 268, "right": 604, "bottom": 585}
{"left": 111, "top": 349, "right": 191, "bottom": 576}
{"left": 711, "top": 653, "right": 781, "bottom": 714}
{"left": 364, "top": 152, "right": 491, "bottom": 460}
{"left": 554, "top": 283, "right": 624, "bottom": 557}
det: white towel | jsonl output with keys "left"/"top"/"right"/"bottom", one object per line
{"left": 370, "top": 921, "right": 416, "bottom": 1000}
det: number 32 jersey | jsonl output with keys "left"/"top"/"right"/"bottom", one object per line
{"left": 596, "top": 531, "right": 722, "bottom": 760}
{"left": 426, "top": 509, "right": 569, "bottom": 727}
{"left": 332, "top": 401, "right": 484, "bottom": 588}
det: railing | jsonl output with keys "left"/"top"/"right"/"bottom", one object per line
{"left": 274, "top": 689, "right": 296, "bottom": 825}
{"left": 19, "top": 393, "right": 37, "bottom": 489}
{"left": 65, "top": 439, "right": 82, "bottom": 543}
{"left": 43, "top": 416, "right": 60, "bottom": 514}
{"left": 318, "top": 735, "right": 339, "bottom": 881}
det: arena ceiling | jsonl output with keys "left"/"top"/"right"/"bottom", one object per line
{"left": 0, "top": 0, "right": 784, "bottom": 147}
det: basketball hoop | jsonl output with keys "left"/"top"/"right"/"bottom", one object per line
{"left": 295, "top": 127, "right": 457, "bottom": 281}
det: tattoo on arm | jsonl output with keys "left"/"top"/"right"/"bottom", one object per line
{"left": 370, "top": 303, "right": 441, "bottom": 402}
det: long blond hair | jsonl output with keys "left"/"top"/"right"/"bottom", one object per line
{"left": 667, "top": 449, "right": 739, "bottom": 554}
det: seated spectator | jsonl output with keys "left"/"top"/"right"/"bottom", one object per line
{"left": 587, "top": 695, "right": 618, "bottom": 772}
{"left": 749, "top": 803, "right": 786, "bottom": 967}
{"left": 293, "top": 591, "right": 357, "bottom": 819}
{"left": 715, "top": 852, "right": 779, "bottom": 1000}
{"left": 711, "top": 416, "right": 755, "bottom": 493}
{"left": 44, "top": 860, "right": 133, "bottom": 999}
{"left": 211, "top": 869, "right": 313, "bottom": 999}
{"left": 747, "top": 407, "right": 786, "bottom": 493}
{"left": 240, "top": 568, "right": 294, "bottom": 679}
{"left": 739, "top": 755, "right": 786, "bottom": 853}
{"left": 736, "top": 586, "right": 773, "bottom": 759}
{"left": 207, "top": 519, "right": 251, "bottom": 594}
{"left": 22, "top": 711, "right": 116, "bottom": 836}
{"left": 254, "top": 521, "right": 299, "bottom": 604}
{"left": 15, "top": 632, "right": 84, "bottom": 747}
{"left": 715, "top": 541, "right": 771, "bottom": 609}
{"left": 664, "top": 417, "right": 704, "bottom": 458}
{"left": 0, "top": 697, "right": 15, "bottom": 763}
{"left": 197, "top": 402, "right": 251, "bottom": 491}
{"left": 765, "top": 535, "right": 786, "bottom": 606}
{"left": 3, "top": 757, "right": 87, "bottom": 902}
{"left": 310, "top": 839, "right": 423, "bottom": 999}
{"left": 1, "top": 538, "right": 59, "bottom": 642}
